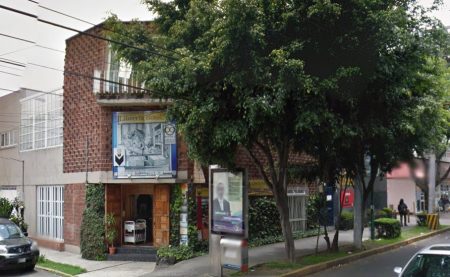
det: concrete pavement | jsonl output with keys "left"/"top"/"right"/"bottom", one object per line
{"left": 146, "top": 227, "right": 371, "bottom": 277}
{"left": 39, "top": 248, "right": 155, "bottom": 277}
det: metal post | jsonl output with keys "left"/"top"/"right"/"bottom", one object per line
{"left": 370, "top": 187, "right": 375, "bottom": 240}
{"left": 428, "top": 153, "right": 436, "bottom": 214}
{"left": 21, "top": 160, "right": 25, "bottom": 202}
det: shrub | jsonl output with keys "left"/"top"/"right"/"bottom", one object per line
{"left": 375, "top": 210, "right": 388, "bottom": 219}
{"left": 382, "top": 208, "right": 395, "bottom": 218}
{"left": 157, "top": 245, "right": 195, "bottom": 265}
{"left": 249, "top": 197, "right": 281, "bottom": 239}
{"left": 374, "top": 218, "right": 401, "bottom": 239}
{"left": 0, "top": 198, "right": 13, "bottom": 218}
{"left": 339, "top": 211, "right": 354, "bottom": 230}
{"left": 249, "top": 229, "right": 320, "bottom": 247}
{"left": 417, "top": 212, "right": 428, "bottom": 227}
{"left": 80, "top": 184, "right": 106, "bottom": 260}
{"left": 307, "top": 194, "right": 322, "bottom": 229}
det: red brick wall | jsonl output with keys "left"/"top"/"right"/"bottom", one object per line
{"left": 63, "top": 27, "right": 111, "bottom": 173}
{"left": 64, "top": 183, "right": 86, "bottom": 246}
{"left": 63, "top": 27, "right": 191, "bottom": 174}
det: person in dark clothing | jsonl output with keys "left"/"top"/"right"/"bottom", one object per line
{"left": 398, "top": 199, "right": 408, "bottom": 227}
{"left": 213, "top": 182, "right": 231, "bottom": 219}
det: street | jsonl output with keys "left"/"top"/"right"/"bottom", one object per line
{"left": 0, "top": 269, "right": 58, "bottom": 277}
{"left": 311, "top": 230, "right": 450, "bottom": 277}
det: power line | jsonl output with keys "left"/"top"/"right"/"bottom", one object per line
{"left": 0, "top": 64, "right": 24, "bottom": 71}
{"left": 0, "top": 70, "right": 21, "bottom": 77}
{"left": 0, "top": 58, "right": 26, "bottom": 67}
{"left": 0, "top": 87, "right": 63, "bottom": 97}
{"left": 0, "top": 4, "right": 178, "bottom": 61}
{"left": 28, "top": 62, "right": 152, "bottom": 93}
{"left": 0, "top": 32, "right": 65, "bottom": 54}
{"left": 32, "top": 1, "right": 190, "bottom": 60}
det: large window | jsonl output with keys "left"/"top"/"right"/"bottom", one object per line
{"left": 37, "top": 186, "right": 64, "bottom": 240}
{"left": 20, "top": 93, "right": 63, "bottom": 151}
{"left": 0, "top": 130, "right": 16, "bottom": 148}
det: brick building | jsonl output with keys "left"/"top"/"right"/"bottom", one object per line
{"left": 61, "top": 22, "right": 313, "bottom": 254}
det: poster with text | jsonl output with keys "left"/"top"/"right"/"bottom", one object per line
{"left": 211, "top": 170, "right": 244, "bottom": 236}
{"left": 112, "top": 111, "right": 177, "bottom": 179}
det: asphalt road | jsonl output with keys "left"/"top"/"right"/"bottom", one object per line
{"left": 310, "top": 230, "right": 450, "bottom": 277}
{"left": 0, "top": 268, "right": 58, "bottom": 276}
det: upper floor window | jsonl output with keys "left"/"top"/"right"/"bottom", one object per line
{"left": 20, "top": 93, "right": 63, "bottom": 151}
{"left": 93, "top": 48, "right": 142, "bottom": 94}
{"left": 0, "top": 130, "right": 16, "bottom": 149}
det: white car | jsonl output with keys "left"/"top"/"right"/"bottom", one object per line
{"left": 394, "top": 244, "right": 450, "bottom": 276}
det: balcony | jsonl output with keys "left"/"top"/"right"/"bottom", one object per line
{"left": 92, "top": 69, "right": 171, "bottom": 107}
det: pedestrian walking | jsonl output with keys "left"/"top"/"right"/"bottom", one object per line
{"left": 398, "top": 199, "right": 408, "bottom": 227}
{"left": 439, "top": 196, "right": 444, "bottom": 212}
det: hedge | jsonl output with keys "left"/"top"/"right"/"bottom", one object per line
{"left": 0, "top": 198, "right": 13, "bottom": 218}
{"left": 80, "top": 184, "right": 106, "bottom": 260}
{"left": 339, "top": 211, "right": 354, "bottom": 230}
{"left": 416, "top": 212, "right": 428, "bottom": 227}
{"left": 249, "top": 197, "right": 282, "bottom": 239}
{"left": 374, "top": 218, "right": 401, "bottom": 239}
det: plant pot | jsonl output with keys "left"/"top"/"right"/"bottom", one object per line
{"left": 108, "top": 246, "right": 116, "bottom": 255}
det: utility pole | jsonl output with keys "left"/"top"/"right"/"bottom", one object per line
{"left": 0, "top": 156, "right": 25, "bottom": 201}
{"left": 428, "top": 153, "right": 436, "bottom": 214}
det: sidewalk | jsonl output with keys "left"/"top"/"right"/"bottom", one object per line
{"left": 146, "top": 227, "right": 372, "bottom": 277}
{"left": 39, "top": 248, "right": 155, "bottom": 277}
{"left": 39, "top": 213, "right": 448, "bottom": 277}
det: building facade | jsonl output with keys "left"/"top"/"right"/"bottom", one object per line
{"left": 0, "top": 88, "right": 66, "bottom": 250}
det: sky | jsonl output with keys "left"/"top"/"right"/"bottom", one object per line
{"left": 0, "top": 0, "right": 449, "bottom": 97}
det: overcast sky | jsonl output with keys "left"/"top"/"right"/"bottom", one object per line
{"left": 0, "top": 0, "right": 449, "bottom": 97}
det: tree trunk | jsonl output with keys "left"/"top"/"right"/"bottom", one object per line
{"left": 275, "top": 191, "right": 295, "bottom": 262}
{"left": 353, "top": 179, "right": 363, "bottom": 249}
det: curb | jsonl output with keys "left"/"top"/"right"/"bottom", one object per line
{"left": 281, "top": 226, "right": 450, "bottom": 277}
{"left": 36, "top": 265, "right": 74, "bottom": 277}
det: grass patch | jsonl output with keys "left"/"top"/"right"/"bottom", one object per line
{"left": 364, "top": 225, "right": 439, "bottom": 248}
{"left": 38, "top": 255, "right": 87, "bottom": 276}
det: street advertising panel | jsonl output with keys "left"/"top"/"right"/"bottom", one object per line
{"left": 211, "top": 169, "right": 246, "bottom": 237}
{"left": 112, "top": 111, "right": 177, "bottom": 179}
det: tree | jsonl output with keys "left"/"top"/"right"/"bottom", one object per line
{"left": 106, "top": 0, "right": 449, "bottom": 259}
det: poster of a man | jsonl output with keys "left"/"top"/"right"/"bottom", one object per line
{"left": 213, "top": 182, "right": 231, "bottom": 217}
{"left": 211, "top": 170, "right": 245, "bottom": 236}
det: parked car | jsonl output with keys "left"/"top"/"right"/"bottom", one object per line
{"left": 0, "top": 218, "right": 39, "bottom": 271}
{"left": 394, "top": 244, "right": 450, "bottom": 276}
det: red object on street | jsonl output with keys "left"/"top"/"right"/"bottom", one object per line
{"left": 341, "top": 190, "right": 354, "bottom": 208}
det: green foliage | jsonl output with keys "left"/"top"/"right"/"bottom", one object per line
{"left": 374, "top": 218, "right": 401, "bottom": 239}
{"left": 339, "top": 211, "right": 354, "bottom": 231}
{"left": 80, "top": 184, "right": 106, "bottom": 260}
{"left": 157, "top": 245, "right": 195, "bottom": 262}
{"left": 381, "top": 208, "right": 395, "bottom": 218}
{"left": 169, "top": 184, "right": 182, "bottom": 246}
{"left": 105, "top": 213, "right": 117, "bottom": 247}
{"left": 107, "top": 0, "right": 450, "bottom": 255}
{"left": 9, "top": 215, "right": 28, "bottom": 232}
{"left": 38, "top": 255, "right": 87, "bottom": 276}
{"left": 249, "top": 197, "right": 281, "bottom": 239}
{"left": 416, "top": 212, "right": 428, "bottom": 227}
{"left": 0, "top": 197, "right": 12, "bottom": 218}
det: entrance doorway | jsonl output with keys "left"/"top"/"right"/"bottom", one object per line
{"left": 136, "top": 194, "right": 153, "bottom": 243}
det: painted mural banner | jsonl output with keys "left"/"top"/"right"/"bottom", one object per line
{"left": 112, "top": 111, "right": 177, "bottom": 179}
{"left": 211, "top": 169, "right": 246, "bottom": 236}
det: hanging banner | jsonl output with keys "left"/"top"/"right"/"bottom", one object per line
{"left": 112, "top": 111, "right": 177, "bottom": 179}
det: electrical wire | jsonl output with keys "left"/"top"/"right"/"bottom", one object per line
{"left": 31, "top": 1, "right": 192, "bottom": 60}
{"left": 0, "top": 4, "right": 178, "bottom": 61}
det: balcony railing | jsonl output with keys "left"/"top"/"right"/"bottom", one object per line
{"left": 92, "top": 69, "right": 170, "bottom": 106}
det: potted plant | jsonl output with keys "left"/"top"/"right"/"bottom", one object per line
{"left": 105, "top": 213, "right": 118, "bottom": 255}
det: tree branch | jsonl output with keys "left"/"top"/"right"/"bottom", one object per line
{"left": 243, "top": 146, "right": 274, "bottom": 190}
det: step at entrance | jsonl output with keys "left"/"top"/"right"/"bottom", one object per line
{"left": 107, "top": 246, "right": 157, "bottom": 262}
